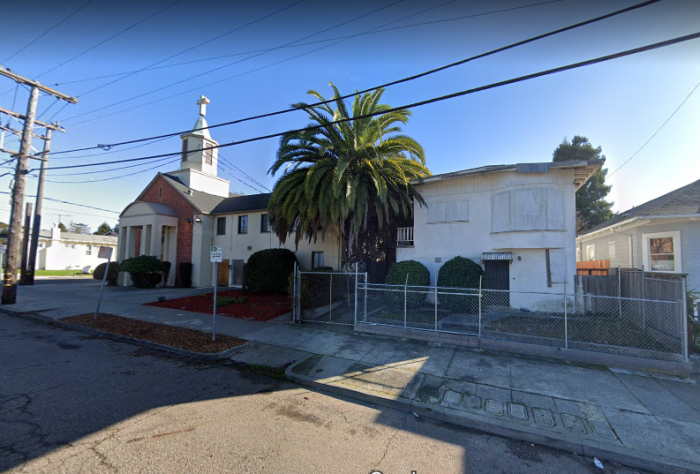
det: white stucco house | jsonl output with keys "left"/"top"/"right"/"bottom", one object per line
{"left": 117, "top": 96, "right": 340, "bottom": 288}
{"left": 37, "top": 227, "right": 117, "bottom": 271}
{"left": 397, "top": 160, "right": 603, "bottom": 308}
{"left": 576, "top": 178, "right": 700, "bottom": 291}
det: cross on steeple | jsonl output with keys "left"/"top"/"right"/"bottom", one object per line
{"left": 197, "top": 95, "right": 210, "bottom": 117}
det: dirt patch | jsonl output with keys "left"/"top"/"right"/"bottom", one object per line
{"left": 61, "top": 313, "right": 246, "bottom": 353}
{"left": 145, "top": 290, "right": 291, "bottom": 322}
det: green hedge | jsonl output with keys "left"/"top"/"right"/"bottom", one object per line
{"left": 120, "top": 255, "right": 165, "bottom": 288}
{"left": 93, "top": 261, "right": 120, "bottom": 286}
{"left": 245, "top": 248, "right": 298, "bottom": 293}
{"left": 437, "top": 256, "right": 485, "bottom": 312}
{"left": 385, "top": 260, "right": 431, "bottom": 307}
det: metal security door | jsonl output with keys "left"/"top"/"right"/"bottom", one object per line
{"left": 485, "top": 260, "right": 510, "bottom": 306}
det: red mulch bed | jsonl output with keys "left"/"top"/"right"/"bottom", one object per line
{"left": 145, "top": 290, "right": 292, "bottom": 322}
{"left": 61, "top": 313, "right": 246, "bottom": 353}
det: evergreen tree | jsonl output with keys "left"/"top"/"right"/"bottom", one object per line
{"left": 57, "top": 222, "right": 67, "bottom": 232}
{"left": 552, "top": 136, "right": 613, "bottom": 233}
{"left": 94, "top": 222, "right": 113, "bottom": 235}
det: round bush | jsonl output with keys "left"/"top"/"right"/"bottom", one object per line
{"left": 93, "top": 261, "right": 119, "bottom": 286}
{"left": 245, "top": 248, "right": 298, "bottom": 293}
{"left": 437, "top": 256, "right": 485, "bottom": 311}
{"left": 385, "top": 260, "right": 431, "bottom": 307}
{"left": 120, "top": 255, "right": 165, "bottom": 288}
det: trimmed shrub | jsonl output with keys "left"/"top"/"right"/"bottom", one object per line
{"left": 161, "top": 261, "right": 172, "bottom": 287}
{"left": 245, "top": 248, "right": 298, "bottom": 293}
{"left": 179, "top": 262, "right": 193, "bottom": 288}
{"left": 120, "top": 255, "right": 165, "bottom": 288}
{"left": 93, "top": 261, "right": 119, "bottom": 286}
{"left": 437, "top": 256, "right": 485, "bottom": 312}
{"left": 385, "top": 260, "right": 431, "bottom": 307}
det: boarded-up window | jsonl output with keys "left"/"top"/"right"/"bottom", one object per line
{"left": 492, "top": 192, "right": 511, "bottom": 232}
{"left": 428, "top": 201, "right": 468, "bottom": 223}
{"left": 513, "top": 188, "right": 543, "bottom": 231}
{"left": 447, "top": 200, "right": 469, "bottom": 222}
{"left": 181, "top": 139, "right": 188, "bottom": 161}
{"left": 545, "top": 188, "right": 564, "bottom": 230}
{"left": 549, "top": 248, "right": 567, "bottom": 283}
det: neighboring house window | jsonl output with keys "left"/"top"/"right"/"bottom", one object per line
{"left": 181, "top": 138, "right": 188, "bottom": 161}
{"left": 86, "top": 245, "right": 92, "bottom": 255}
{"left": 238, "top": 215, "right": 248, "bottom": 234}
{"left": 260, "top": 214, "right": 270, "bottom": 233}
{"left": 312, "top": 251, "right": 324, "bottom": 269}
{"left": 586, "top": 244, "right": 595, "bottom": 261}
{"left": 643, "top": 231, "right": 681, "bottom": 272}
{"left": 217, "top": 217, "right": 226, "bottom": 235}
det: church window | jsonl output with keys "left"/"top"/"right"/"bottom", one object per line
{"left": 204, "top": 147, "right": 213, "bottom": 165}
{"left": 181, "top": 139, "right": 189, "bottom": 161}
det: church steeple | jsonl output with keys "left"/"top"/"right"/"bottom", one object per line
{"left": 180, "top": 95, "right": 218, "bottom": 176}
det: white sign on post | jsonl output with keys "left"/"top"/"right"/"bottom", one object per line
{"left": 210, "top": 246, "right": 223, "bottom": 263}
{"left": 98, "top": 246, "right": 113, "bottom": 259}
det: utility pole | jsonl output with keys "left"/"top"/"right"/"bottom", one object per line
{"left": 0, "top": 66, "right": 77, "bottom": 304}
{"left": 24, "top": 127, "right": 52, "bottom": 285}
{"left": 20, "top": 202, "right": 32, "bottom": 283}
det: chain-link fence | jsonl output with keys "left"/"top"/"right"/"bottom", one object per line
{"left": 292, "top": 269, "right": 366, "bottom": 325}
{"left": 356, "top": 281, "right": 687, "bottom": 363}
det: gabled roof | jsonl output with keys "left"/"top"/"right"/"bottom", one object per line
{"left": 416, "top": 159, "right": 604, "bottom": 191}
{"left": 581, "top": 178, "right": 700, "bottom": 236}
{"left": 134, "top": 172, "right": 227, "bottom": 214}
{"left": 211, "top": 193, "right": 271, "bottom": 214}
{"left": 39, "top": 231, "right": 118, "bottom": 244}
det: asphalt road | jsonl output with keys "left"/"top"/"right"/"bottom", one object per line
{"left": 0, "top": 313, "right": 648, "bottom": 474}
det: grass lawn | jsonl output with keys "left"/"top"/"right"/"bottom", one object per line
{"left": 487, "top": 315, "right": 672, "bottom": 352}
{"left": 35, "top": 270, "right": 92, "bottom": 276}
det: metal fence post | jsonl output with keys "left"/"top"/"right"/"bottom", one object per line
{"left": 292, "top": 262, "right": 297, "bottom": 323}
{"left": 681, "top": 276, "right": 689, "bottom": 363}
{"left": 618, "top": 266, "right": 622, "bottom": 317}
{"left": 364, "top": 272, "right": 368, "bottom": 322}
{"left": 404, "top": 273, "right": 409, "bottom": 329}
{"left": 563, "top": 281, "right": 568, "bottom": 349}
{"left": 478, "top": 275, "right": 482, "bottom": 339}
{"left": 354, "top": 263, "right": 358, "bottom": 324}
{"left": 329, "top": 273, "right": 333, "bottom": 323}
{"left": 641, "top": 268, "right": 647, "bottom": 333}
{"left": 434, "top": 278, "right": 438, "bottom": 332}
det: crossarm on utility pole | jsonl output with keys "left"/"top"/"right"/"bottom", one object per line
{"left": 0, "top": 67, "right": 77, "bottom": 103}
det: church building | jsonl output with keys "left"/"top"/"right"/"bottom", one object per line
{"left": 117, "top": 97, "right": 341, "bottom": 287}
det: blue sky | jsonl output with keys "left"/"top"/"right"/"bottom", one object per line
{"left": 0, "top": 0, "right": 698, "bottom": 231}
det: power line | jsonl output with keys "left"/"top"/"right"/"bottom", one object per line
{"left": 35, "top": 0, "right": 184, "bottom": 80}
{"left": 41, "top": 30, "right": 700, "bottom": 174}
{"left": 50, "top": 0, "right": 662, "bottom": 157}
{"left": 75, "top": 0, "right": 306, "bottom": 99}
{"left": 58, "top": 0, "right": 408, "bottom": 123}
{"left": 0, "top": 191, "right": 120, "bottom": 214}
{"left": 608, "top": 78, "right": 700, "bottom": 178}
{"left": 2, "top": 0, "right": 96, "bottom": 64}
{"left": 218, "top": 153, "right": 271, "bottom": 191}
{"left": 48, "top": 154, "right": 176, "bottom": 176}
{"left": 45, "top": 157, "right": 180, "bottom": 184}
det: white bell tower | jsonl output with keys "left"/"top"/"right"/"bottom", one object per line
{"left": 172, "top": 95, "right": 230, "bottom": 197}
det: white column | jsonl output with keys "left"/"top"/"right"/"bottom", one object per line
{"left": 151, "top": 223, "right": 162, "bottom": 261}
{"left": 140, "top": 225, "right": 149, "bottom": 256}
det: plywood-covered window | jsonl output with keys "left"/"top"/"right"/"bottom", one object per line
{"left": 427, "top": 200, "right": 468, "bottom": 223}
{"left": 492, "top": 187, "right": 566, "bottom": 232}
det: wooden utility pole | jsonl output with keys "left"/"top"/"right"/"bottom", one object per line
{"left": 24, "top": 128, "right": 52, "bottom": 286}
{"left": 2, "top": 86, "right": 39, "bottom": 304}
{"left": 20, "top": 202, "right": 32, "bottom": 283}
{"left": 0, "top": 66, "right": 76, "bottom": 304}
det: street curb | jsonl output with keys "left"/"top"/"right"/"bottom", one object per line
{"left": 285, "top": 358, "right": 700, "bottom": 474}
{"left": 0, "top": 307, "right": 245, "bottom": 361}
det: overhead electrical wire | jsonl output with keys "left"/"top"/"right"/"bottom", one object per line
{"left": 49, "top": 0, "right": 663, "bottom": 157}
{"left": 608, "top": 78, "right": 700, "bottom": 178}
{"left": 39, "top": 30, "right": 700, "bottom": 176}
{"left": 36, "top": 0, "right": 185, "bottom": 80}
{"left": 45, "top": 158, "right": 180, "bottom": 184}
{"left": 58, "top": 0, "right": 408, "bottom": 124}
{"left": 2, "top": 0, "right": 96, "bottom": 64}
{"left": 0, "top": 190, "right": 120, "bottom": 214}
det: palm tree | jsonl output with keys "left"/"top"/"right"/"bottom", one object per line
{"left": 268, "top": 82, "right": 430, "bottom": 264}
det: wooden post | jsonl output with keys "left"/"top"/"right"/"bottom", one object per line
{"left": 25, "top": 128, "right": 52, "bottom": 286}
{"left": 19, "top": 202, "right": 32, "bottom": 284}
{"left": 2, "top": 86, "right": 39, "bottom": 305}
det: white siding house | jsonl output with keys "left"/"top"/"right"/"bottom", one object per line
{"left": 397, "top": 160, "right": 602, "bottom": 310}
{"left": 576, "top": 178, "right": 700, "bottom": 291}
{"left": 39, "top": 227, "right": 117, "bottom": 271}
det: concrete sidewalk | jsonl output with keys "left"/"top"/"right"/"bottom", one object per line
{"left": 2, "top": 281, "right": 700, "bottom": 473}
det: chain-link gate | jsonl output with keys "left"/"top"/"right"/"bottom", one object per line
{"left": 292, "top": 264, "right": 366, "bottom": 325}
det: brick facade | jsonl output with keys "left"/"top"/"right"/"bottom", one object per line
{"left": 139, "top": 176, "right": 197, "bottom": 285}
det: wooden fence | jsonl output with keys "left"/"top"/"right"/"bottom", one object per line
{"left": 577, "top": 260, "right": 610, "bottom": 276}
